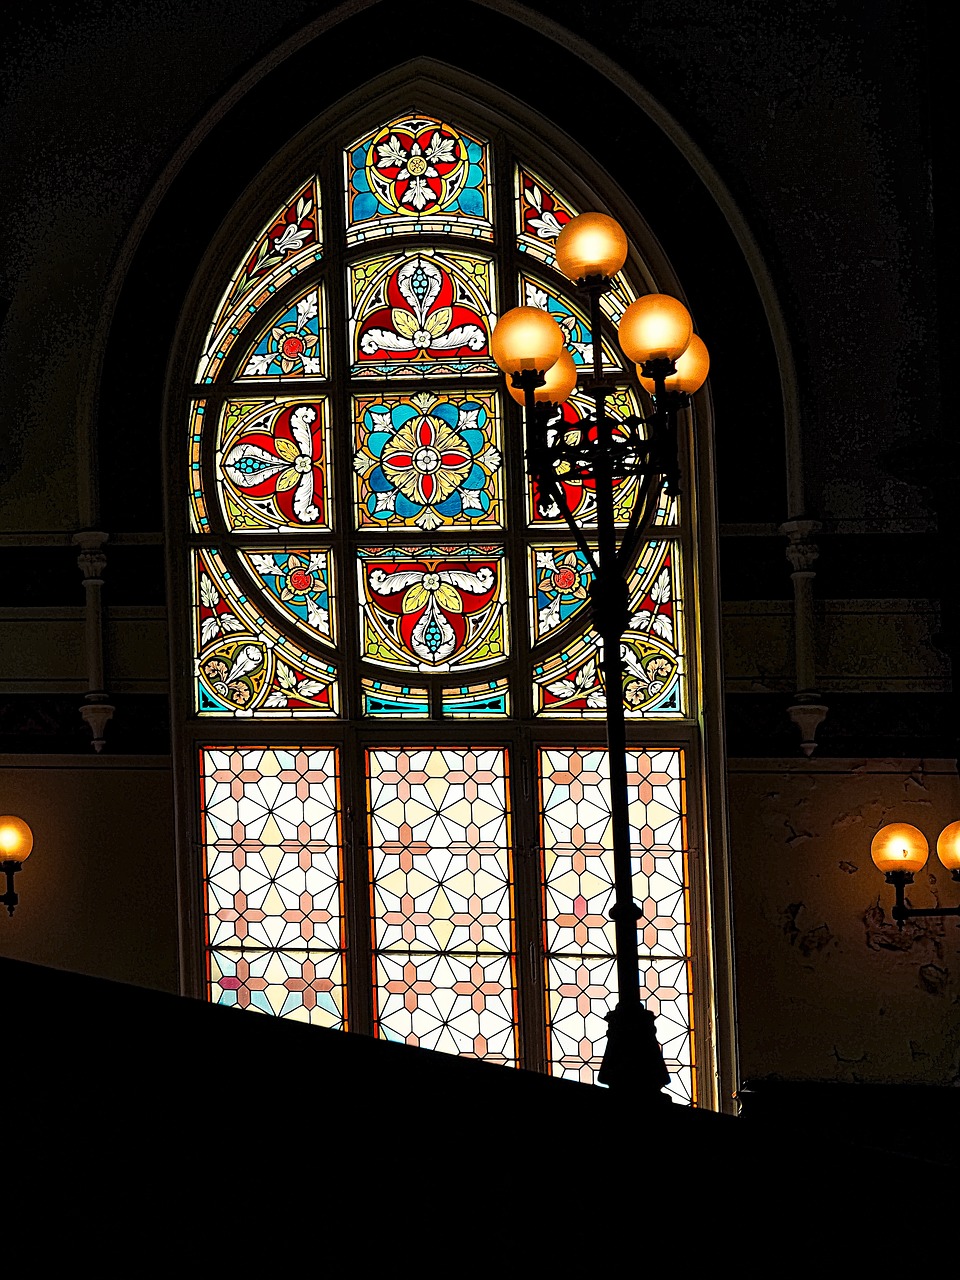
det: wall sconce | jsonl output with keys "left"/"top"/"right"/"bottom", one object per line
{"left": 871, "top": 821, "right": 960, "bottom": 929}
{"left": 0, "top": 815, "right": 33, "bottom": 917}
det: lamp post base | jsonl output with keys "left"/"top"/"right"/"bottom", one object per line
{"left": 597, "top": 1001, "right": 672, "bottom": 1100}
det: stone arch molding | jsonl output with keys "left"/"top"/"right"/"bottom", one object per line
{"left": 84, "top": 3, "right": 797, "bottom": 525}
{"left": 168, "top": 59, "right": 695, "bottom": 388}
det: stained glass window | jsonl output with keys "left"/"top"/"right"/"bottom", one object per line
{"left": 183, "top": 106, "right": 715, "bottom": 1108}
{"left": 201, "top": 747, "right": 345, "bottom": 1026}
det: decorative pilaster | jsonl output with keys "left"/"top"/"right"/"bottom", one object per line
{"left": 781, "top": 519, "right": 828, "bottom": 756}
{"left": 73, "top": 530, "right": 115, "bottom": 752}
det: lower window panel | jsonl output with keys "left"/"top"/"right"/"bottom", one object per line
{"left": 198, "top": 742, "right": 694, "bottom": 1102}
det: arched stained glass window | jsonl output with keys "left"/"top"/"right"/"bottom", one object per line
{"left": 180, "top": 95, "right": 722, "bottom": 1107}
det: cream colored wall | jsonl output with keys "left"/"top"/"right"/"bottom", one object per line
{"left": 0, "top": 758, "right": 179, "bottom": 992}
{"left": 729, "top": 758, "right": 960, "bottom": 1086}
{"left": 4, "top": 750, "right": 958, "bottom": 1086}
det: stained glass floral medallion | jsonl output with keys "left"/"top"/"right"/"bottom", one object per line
{"left": 200, "top": 746, "right": 345, "bottom": 1028}
{"left": 353, "top": 391, "right": 502, "bottom": 530}
{"left": 193, "top": 549, "right": 338, "bottom": 716}
{"left": 520, "top": 276, "right": 623, "bottom": 372}
{"left": 515, "top": 165, "right": 576, "bottom": 268}
{"left": 532, "top": 545, "right": 684, "bottom": 717}
{"left": 357, "top": 545, "right": 507, "bottom": 671}
{"left": 197, "top": 178, "right": 322, "bottom": 383}
{"left": 361, "top": 679, "right": 430, "bottom": 717}
{"left": 528, "top": 539, "right": 667, "bottom": 646}
{"left": 237, "top": 286, "right": 326, "bottom": 381}
{"left": 529, "top": 545, "right": 594, "bottom": 642}
{"left": 345, "top": 115, "right": 493, "bottom": 244}
{"left": 539, "top": 746, "right": 692, "bottom": 1100}
{"left": 237, "top": 550, "right": 335, "bottom": 644}
{"left": 368, "top": 747, "right": 517, "bottom": 1062}
{"left": 217, "top": 399, "right": 331, "bottom": 531}
{"left": 349, "top": 249, "right": 497, "bottom": 377}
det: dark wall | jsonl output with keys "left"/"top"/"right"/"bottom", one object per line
{"left": 1, "top": 0, "right": 948, "bottom": 756}
{"left": 2, "top": 0, "right": 956, "bottom": 1086}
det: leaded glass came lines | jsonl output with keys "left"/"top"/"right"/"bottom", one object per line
{"left": 237, "top": 284, "right": 326, "bottom": 381}
{"left": 352, "top": 391, "right": 503, "bottom": 530}
{"left": 369, "top": 747, "right": 517, "bottom": 1061}
{"left": 539, "top": 747, "right": 693, "bottom": 1102}
{"left": 193, "top": 549, "right": 338, "bottom": 716}
{"left": 532, "top": 545, "right": 685, "bottom": 718}
{"left": 185, "top": 104, "right": 707, "bottom": 1093}
{"left": 217, "top": 398, "right": 332, "bottom": 532}
{"left": 348, "top": 249, "right": 497, "bottom": 377}
{"left": 197, "top": 178, "right": 322, "bottom": 383}
{"left": 358, "top": 545, "right": 508, "bottom": 671}
{"left": 201, "top": 747, "right": 345, "bottom": 1027}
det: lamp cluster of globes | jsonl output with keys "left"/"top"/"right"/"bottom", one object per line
{"left": 870, "top": 821, "right": 960, "bottom": 877}
{"left": 490, "top": 211, "right": 710, "bottom": 402}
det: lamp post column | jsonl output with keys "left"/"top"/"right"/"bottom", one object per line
{"left": 492, "top": 213, "right": 710, "bottom": 1100}
{"left": 583, "top": 291, "right": 669, "bottom": 1096}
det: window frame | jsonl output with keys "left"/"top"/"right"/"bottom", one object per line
{"left": 166, "top": 72, "right": 734, "bottom": 1110}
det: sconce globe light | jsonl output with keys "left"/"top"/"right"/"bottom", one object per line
{"left": 0, "top": 814, "right": 33, "bottom": 918}
{"left": 618, "top": 294, "right": 693, "bottom": 365}
{"left": 936, "top": 821, "right": 960, "bottom": 873}
{"left": 555, "top": 211, "right": 629, "bottom": 283}
{"left": 0, "top": 815, "right": 33, "bottom": 862}
{"left": 490, "top": 306, "right": 565, "bottom": 376}
{"left": 506, "top": 347, "right": 578, "bottom": 407}
{"left": 871, "top": 819, "right": 960, "bottom": 930}
{"left": 637, "top": 332, "right": 711, "bottom": 396}
{"left": 870, "top": 822, "right": 929, "bottom": 874}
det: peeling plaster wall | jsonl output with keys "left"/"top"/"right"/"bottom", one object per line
{"left": 730, "top": 759, "right": 960, "bottom": 1086}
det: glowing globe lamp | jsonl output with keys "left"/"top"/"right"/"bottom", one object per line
{"left": 0, "top": 815, "right": 33, "bottom": 862}
{"left": 555, "top": 212, "right": 629, "bottom": 283}
{"left": 870, "top": 822, "right": 928, "bottom": 874}
{"left": 637, "top": 333, "right": 710, "bottom": 395}
{"left": 619, "top": 294, "right": 693, "bottom": 364}
{"left": 491, "top": 307, "right": 565, "bottom": 376}
{"left": 507, "top": 348, "right": 577, "bottom": 406}
{"left": 936, "top": 820, "right": 960, "bottom": 872}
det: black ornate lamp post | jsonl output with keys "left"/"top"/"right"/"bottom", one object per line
{"left": 491, "top": 213, "right": 710, "bottom": 1097}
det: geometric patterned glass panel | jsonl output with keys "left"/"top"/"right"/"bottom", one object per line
{"left": 368, "top": 746, "right": 517, "bottom": 1064}
{"left": 200, "top": 747, "right": 345, "bottom": 1029}
{"left": 539, "top": 746, "right": 693, "bottom": 1103}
